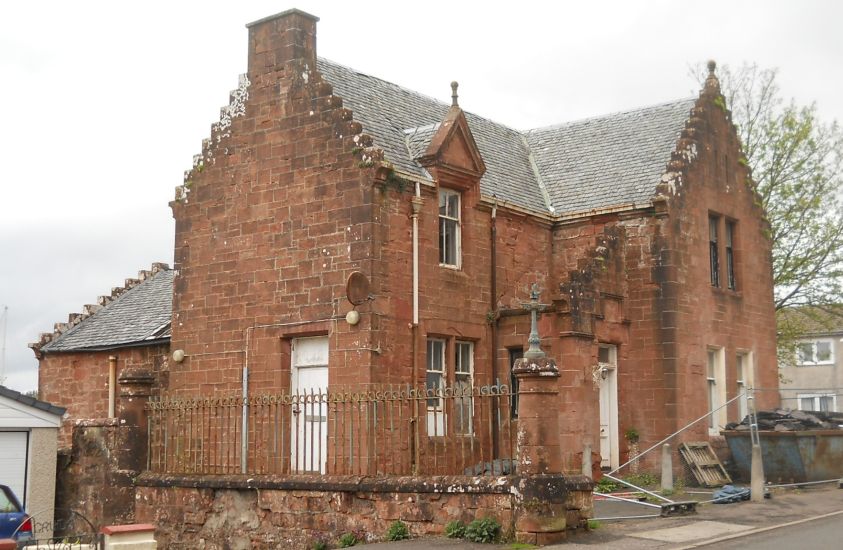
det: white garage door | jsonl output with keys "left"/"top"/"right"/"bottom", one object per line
{"left": 0, "top": 431, "right": 28, "bottom": 507}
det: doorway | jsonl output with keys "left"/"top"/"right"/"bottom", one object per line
{"left": 598, "top": 344, "right": 619, "bottom": 470}
{"left": 291, "top": 336, "right": 329, "bottom": 473}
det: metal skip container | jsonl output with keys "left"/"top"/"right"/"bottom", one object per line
{"left": 723, "top": 430, "right": 843, "bottom": 483}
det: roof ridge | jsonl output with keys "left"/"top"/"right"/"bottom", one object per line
{"left": 318, "top": 57, "right": 525, "bottom": 135}
{"left": 526, "top": 96, "right": 697, "bottom": 134}
{"left": 520, "top": 134, "right": 555, "bottom": 214}
{"left": 29, "top": 262, "right": 170, "bottom": 356}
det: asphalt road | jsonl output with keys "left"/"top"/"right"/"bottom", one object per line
{"left": 703, "top": 512, "right": 843, "bottom": 549}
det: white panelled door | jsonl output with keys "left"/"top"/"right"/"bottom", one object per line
{"left": 291, "top": 337, "right": 329, "bottom": 473}
{"left": 598, "top": 345, "right": 619, "bottom": 470}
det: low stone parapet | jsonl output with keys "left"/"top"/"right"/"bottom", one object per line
{"left": 134, "top": 472, "right": 591, "bottom": 548}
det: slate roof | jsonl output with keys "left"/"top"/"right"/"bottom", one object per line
{"left": 40, "top": 269, "right": 174, "bottom": 353}
{"left": 525, "top": 99, "right": 698, "bottom": 214}
{"left": 317, "top": 58, "right": 696, "bottom": 216}
{"left": 0, "top": 385, "right": 66, "bottom": 416}
{"left": 779, "top": 306, "right": 843, "bottom": 336}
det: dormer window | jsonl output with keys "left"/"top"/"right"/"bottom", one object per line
{"left": 439, "top": 188, "right": 461, "bottom": 267}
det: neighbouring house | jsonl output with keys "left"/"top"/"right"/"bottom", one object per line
{"left": 30, "top": 263, "right": 172, "bottom": 448}
{"left": 30, "top": 8, "right": 779, "bottom": 547}
{"left": 28, "top": 265, "right": 172, "bottom": 530}
{"left": 778, "top": 307, "right": 843, "bottom": 412}
{"left": 0, "top": 385, "right": 65, "bottom": 539}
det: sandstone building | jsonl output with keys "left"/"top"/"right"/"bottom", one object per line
{"left": 32, "top": 5, "right": 777, "bottom": 500}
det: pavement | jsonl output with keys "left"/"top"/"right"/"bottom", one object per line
{"left": 364, "top": 483, "right": 843, "bottom": 549}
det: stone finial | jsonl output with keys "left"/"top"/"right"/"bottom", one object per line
{"left": 704, "top": 59, "right": 721, "bottom": 95}
{"left": 451, "top": 81, "right": 459, "bottom": 107}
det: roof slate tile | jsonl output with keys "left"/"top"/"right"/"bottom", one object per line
{"left": 318, "top": 58, "right": 695, "bottom": 215}
{"left": 41, "top": 270, "right": 174, "bottom": 353}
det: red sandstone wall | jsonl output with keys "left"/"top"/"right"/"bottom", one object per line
{"left": 168, "top": 13, "right": 381, "bottom": 395}
{"left": 38, "top": 345, "right": 168, "bottom": 447}
{"left": 163, "top": 10, "right": 777, "bottom": 477}
{"left": 373, "top": 181, "right": 554, "bottom": 389}
{"left": 665, "top": 96, "right": 779, "bottom": 428}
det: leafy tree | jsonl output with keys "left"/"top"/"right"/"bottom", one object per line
{"left": 694, "top": 63, "right": 843, "bottom": 357}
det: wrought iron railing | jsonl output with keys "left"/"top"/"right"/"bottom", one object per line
{"left": 147, "top": 384, "right": 516, "bottom": 476}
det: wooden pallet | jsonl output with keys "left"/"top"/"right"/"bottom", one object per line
{"left": 679, "top": 441, "right": 731, "bottom": 487}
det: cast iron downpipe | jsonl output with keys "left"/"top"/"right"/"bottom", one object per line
{"left": 410, "top": 181, "right": 422, "bottom": 473}
{"left": 490, "top": 199, "right": 500, "bottom": 458}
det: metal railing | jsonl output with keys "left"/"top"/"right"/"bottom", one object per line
{"left": 147, "top": 384, "right": 516, "bottom": 476}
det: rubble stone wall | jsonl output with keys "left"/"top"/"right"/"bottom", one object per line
{"left": 134, "top": 474, "right": 592, "bottom": 550}
{"left": 55, "top": 421, "right": 139, "bottom": 534}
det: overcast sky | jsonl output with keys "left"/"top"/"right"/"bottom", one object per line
{"left": 1, "top": 0, "right": 841, "bottom": 393}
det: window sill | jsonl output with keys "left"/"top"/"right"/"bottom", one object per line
{"left": 439, "top": 263, "right": 462, "bottom": 271}
{"left": 710, "top": 286, "right": 742, "bottom": 299}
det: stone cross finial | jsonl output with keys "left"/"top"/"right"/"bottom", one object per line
{"left": 522, "top": 283, "right": 549, "bottom": 359}
{"left": 451, "top": 81, "right": 459, "bottom": 107}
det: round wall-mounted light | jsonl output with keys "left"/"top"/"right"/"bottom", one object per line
{"left": 345, "top": 310, "right": 360, "bottom": 326}
{"left": 172, "top": 349, "right": 186, "bottom": 363}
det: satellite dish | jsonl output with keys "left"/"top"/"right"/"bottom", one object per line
{"left": 346, "top": 271, "right": 370, "bottom": 306}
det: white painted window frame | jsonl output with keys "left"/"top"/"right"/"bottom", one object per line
{"left": 454, "top": 340, "right": 474, "bottom": 435}
{"left": 797, "top": 393, "right": 837, "bottom": 412}
{"left": 796, "top": 339, "right": 835, "bottom": 366}
{"left": 707, "top": 347, "right": 727, "bottom": 435}
{"left": 438, "top": 188, "right": 461, "bottom": 268}
{"left": 735, "top": 351, "right": 753, "bottom": 422}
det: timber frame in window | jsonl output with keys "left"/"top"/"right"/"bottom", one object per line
{"left": 709, "top": 215, "right": 720, "bottom": 287}
{"left": 725, "top": 220, "right": 737, "bottom": 290}
{"left": 425, "top": 337, "right": 476, "bottom": 436}
{"left": 438, "top": 188, "right": 461, "bottom": 268}
{"left": 796, "top": 339, "right": 835, "bottom": 366}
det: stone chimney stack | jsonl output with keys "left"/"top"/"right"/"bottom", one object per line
{"left": 246, "top": 9, "right": 319, "bottom": 76}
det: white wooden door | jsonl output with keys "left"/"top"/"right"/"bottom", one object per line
{"left": 0, "top": 431, "right": 28, "bottom": 506}
{"left": 598, "top": 345, "right": 619, "bottom": 469}
{"left": 291, "top": 337, "right": 329, "bottom": 473}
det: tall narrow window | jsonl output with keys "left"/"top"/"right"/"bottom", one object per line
{"left": 439, "top": 189, "right": 461, "bottom": 267}
{"left": 426, "top": 339, "right": 445, "bottom": 410}
{"left": 726, "top": 221, "right": 736, "bottom": 290}
{"left": 509, "top": 348, "right": 524, "bottom": 418}
{"left": 736, "top": 354, "right": 747, "bottom": 421}
{"left": 707, "top": 347, "right": 726, "bottom": 434}
{"left": 709, "top": 216, "right": 720, "bottom": 287}
{"left": 707, "top": 350, "right": 717, "bottom": 429}
{"left": 454, "top": 341, "right": 474, "bottom": 434}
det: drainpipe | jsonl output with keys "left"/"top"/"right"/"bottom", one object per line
{"left": 410, "top": 182, "right": 422, "bottom": 474}
{"left": 108, "top": 355, "right": 117, "bottom": 418}
{"left": 242, "top": 327, "right": 252, "bottom": 474}
{"left": 411, "top": 182, "right": 423, "bottom": 386}
{"left": 490, "top": 199, "right": 499, "bottom": 458}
